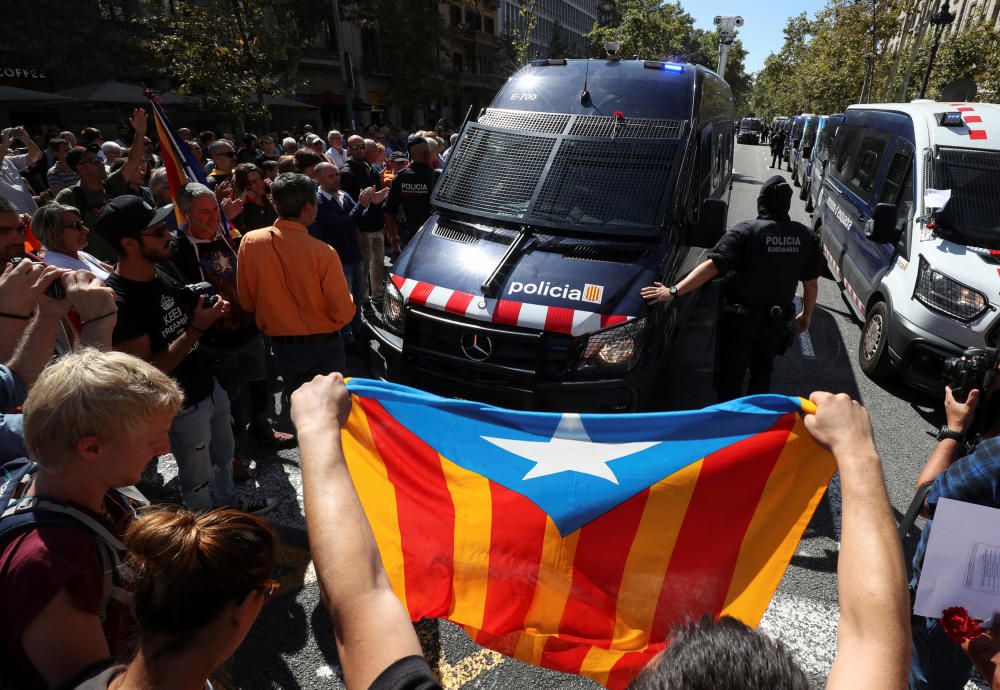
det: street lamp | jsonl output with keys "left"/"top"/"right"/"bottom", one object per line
{"left": 918, "top": 0, "right": 956, "bottom": 99}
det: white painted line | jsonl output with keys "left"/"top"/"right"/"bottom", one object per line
{"left": 315, "top": 666, "right": 335, "bottom": 678}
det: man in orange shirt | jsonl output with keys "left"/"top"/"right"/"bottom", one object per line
{"left": 236, "top": 172, "right": 355, "bottom": 418}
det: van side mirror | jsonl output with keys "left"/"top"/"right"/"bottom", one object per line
{"left": 866, "top": 203, "right": 899, "bottom": 244}
{"left": 690, "top": 198, "right": 728, "bottom": 248}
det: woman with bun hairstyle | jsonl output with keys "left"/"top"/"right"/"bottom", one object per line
{"left": 72, "top": 507, "right": 278, "bottom": 690}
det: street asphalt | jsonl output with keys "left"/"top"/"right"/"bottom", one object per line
{"left": 142, "top": 142, "right": 984, "bottom": 688}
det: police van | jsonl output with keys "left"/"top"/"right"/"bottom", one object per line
{"left": 364, "top": 57, "right": 735, "bottom": 411}
{"left": 791, "top": 114, "right": 820, "bottom": 188}
{"left": 815, "top": 101, "right": 1000, "bottom": 391}
{"left": 803, "top": 114, "right": 844, "bottom": 213}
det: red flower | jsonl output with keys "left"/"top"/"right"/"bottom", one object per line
{"left": 941, "top": 606, "right": 985, "bottom": 644}
{"left": 614, "top": 111, "right": 625, "bottom": 120}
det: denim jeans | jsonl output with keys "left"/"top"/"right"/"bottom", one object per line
{"left": 270, "top": 337, "right": 345, "bottom": 423}
{"left": 342, "top": 261, "right": 366, "bottom": 342}
{"left": 168, "top": 381, "right": 237, "bottom": 510}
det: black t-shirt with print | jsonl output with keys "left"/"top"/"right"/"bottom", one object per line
{"left": 106, "top": 268, "right": 213, "bottom": 406}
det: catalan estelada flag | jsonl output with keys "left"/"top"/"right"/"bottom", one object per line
{"left": 146, "top": 93, "right": 236, "bottom": 237}
{"left": 342, "top": 379, "right": 835, "bottom": 688}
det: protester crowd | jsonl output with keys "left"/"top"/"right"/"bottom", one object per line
{"left": 0, "top": 111, "right": 998, "bottom": 690}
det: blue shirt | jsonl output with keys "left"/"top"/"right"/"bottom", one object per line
{"left": 912, "top": 435, "right": 1000, "bottom": 583}
{"left": 0, "top": 364, "right": 28, "bottom": 463}
{"left": 309, "top": 190, "right": 366, "bottom": 265}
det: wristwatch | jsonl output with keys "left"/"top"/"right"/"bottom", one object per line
{"left": 937, "top": 426, "right": 965, "bottom": 443}
{"left": 668, "top": 286, "right": 679, "bottom": 298}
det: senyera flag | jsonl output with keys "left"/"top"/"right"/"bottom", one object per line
{"left": 145, "top": 91, "right": 235, "bottom": 237}
{"left": 341, "top": 379, "right": 835, "bottom": 688}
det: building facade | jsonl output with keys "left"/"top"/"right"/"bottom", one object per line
{"left": 496, "top": 0, "right": 599, "bottom": 60}
{"left": 884, "top": 0, "right": 1000, "bottom": 101}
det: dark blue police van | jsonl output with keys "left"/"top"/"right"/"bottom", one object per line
{"left": 364, "top": 58, "right": 735, "bottom": 411}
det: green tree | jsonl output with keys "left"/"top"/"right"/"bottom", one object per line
{"left": 137, "top": 0, "right": 325, "bottom": 126}
{"left": 923, "top": 20, "right": 1000, "bottom": 100}
{"left": 588, "top": 0, "right": 702, "bottom": 62}
{"left": 751, "top": 0, "right": 906, "bottom": 118}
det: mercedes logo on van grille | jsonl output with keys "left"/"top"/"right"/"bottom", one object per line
{"left": 460, "top": 333, "right": 494, "bottom": 361}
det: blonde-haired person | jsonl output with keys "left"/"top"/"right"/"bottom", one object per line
{"left": 71, "top": 507, "right": 278, "bottom": 690}
{"left": 33, "top": 202, "right": 113, "bottom": 282}
{"left": 0, "top": 349, "right": 182, "bottom": 690}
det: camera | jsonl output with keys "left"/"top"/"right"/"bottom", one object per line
{"left": 8, "top": 257, "right": 65, "bottom": 300}
{"left": 942, "top": 347, "right": 999, "bottom": 402}
{"left": 178, "top": 281, "right": 219, "bottom": 309}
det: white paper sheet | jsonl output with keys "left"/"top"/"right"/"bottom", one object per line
{"left": 924, "top": 188, "right": 952, "bottom": 209}
{"left": 914, "top": 498, "right": 1000, "bottom": 620}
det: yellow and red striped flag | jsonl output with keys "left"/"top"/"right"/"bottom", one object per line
{"left": 341, "top": 380, "right": 834, "bottom": 687}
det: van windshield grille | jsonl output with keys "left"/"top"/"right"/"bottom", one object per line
{"left": 935, "top": 147, "right": 1000, "bottom": 248}
{"left": 433, "top": 108, "right": 687, "bottom": 235}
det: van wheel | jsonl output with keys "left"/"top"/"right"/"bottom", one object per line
{"left": 859, "top": 301, "right": 895, "bottom": 379}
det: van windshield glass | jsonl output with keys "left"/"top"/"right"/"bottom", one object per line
{"left": 934, "top": 147, "right": 1000, "bottom": 249}
{"left": 432, "top": 109, "right": 687, "bottom": 236}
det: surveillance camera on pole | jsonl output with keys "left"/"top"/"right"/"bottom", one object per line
{"left": 713, "top": 15, "right": 744, "bottom": 80}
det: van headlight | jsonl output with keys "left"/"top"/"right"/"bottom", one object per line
{"left": 914, "top": 256, "right": 988, "bottom": 322}
{"left": 573, "top": 317, "right": 648, "bottom": 376}
{"left": 381, "top": 278, "right": 406, "bottom": 334}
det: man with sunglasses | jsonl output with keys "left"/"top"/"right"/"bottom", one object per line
{"left": 56, "top": 109, "right": 149, "bottom": 262}
{"left": 95, "top": 196, "right": 276, "bottom": 516}
{"left": 206, "top": 140, "right": 238, "bottom": 191}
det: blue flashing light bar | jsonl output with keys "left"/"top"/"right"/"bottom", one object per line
{"left": 643, "top": 60, "right": 685, "bottom": 73}
{"left": 937, "top": 112, "right": 964, "bottom": 127}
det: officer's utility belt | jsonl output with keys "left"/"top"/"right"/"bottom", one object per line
{"left": 723, "top": 303, "right": 792, "bottom": 320}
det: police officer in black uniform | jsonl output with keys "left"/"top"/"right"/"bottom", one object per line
{"left": 385, "top": 136, "right": 435, "bottom": 246}
{"left": 641, "top": 176, "right": 820, "bottom": 401}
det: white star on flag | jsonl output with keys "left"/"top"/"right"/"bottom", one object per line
{"left": 481, "top": 413, "right": 660, "bottom": 485}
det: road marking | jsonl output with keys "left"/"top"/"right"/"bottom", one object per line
{"left": 793, "top": 296, "right": 816, "bottom": 359}
{"left": 438, "top": 649, "right": 506, "bottom": 687}
{"left": 315, "top": 665, "right": 335, "bottom": 678}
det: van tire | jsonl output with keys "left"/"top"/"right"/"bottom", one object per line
{"left": 859, "top": 301, "right": 895, "bottom": 379}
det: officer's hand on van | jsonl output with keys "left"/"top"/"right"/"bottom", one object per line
{"left": 640, "top": 282, "right": 673, "bottom": 304}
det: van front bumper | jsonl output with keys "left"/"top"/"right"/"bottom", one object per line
{"left": 888, "top": 309, "right": 968, "bottom": 395}
{"left": 364, "top": 316, "right": 655, "bottom": 413}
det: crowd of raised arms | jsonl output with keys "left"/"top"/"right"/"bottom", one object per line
{"left": 0, "top": 110, "right": 997, "bottom": 690}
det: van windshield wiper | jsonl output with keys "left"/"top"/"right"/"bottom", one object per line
{"left": 481, "top": 225, "right": 534, "bottom": 298}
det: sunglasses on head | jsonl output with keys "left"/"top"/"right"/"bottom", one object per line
{"left": 63, "top": 220, "right": 86, "bottom": 231}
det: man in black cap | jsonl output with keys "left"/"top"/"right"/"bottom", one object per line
{"left": 384, "top": 135, "right": 435, "bottom": 246}
{"left": 95, "top": 196, "right": 276, "bottom": 515}
{"left": 641, "top": 176, "right": 820, "bottom": 400}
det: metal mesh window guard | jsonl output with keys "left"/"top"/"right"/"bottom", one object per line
{"left": 935, "top": 147, "right": 1000, "bottom": 243}
{"left": 434, "top": 109, "right": 686, "bottom": 232}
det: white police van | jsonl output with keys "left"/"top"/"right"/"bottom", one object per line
{"left": 816, "top": 100, "right": 1000, "bottom": 391}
